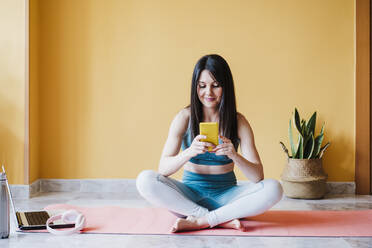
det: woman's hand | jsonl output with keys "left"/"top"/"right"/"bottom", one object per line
{"left": 185, "top": 135, "right": 216, "bottom": 158}
{"left": 212, "top": 135, "right": 238, "bottom": 159}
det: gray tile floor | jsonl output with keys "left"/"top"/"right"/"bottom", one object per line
{"left": 1, "top": 192, "right": 372, "bottom": 248}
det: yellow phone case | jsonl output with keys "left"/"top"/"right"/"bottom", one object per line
{"left": 199, "top": 122, "right": 219, "bottom": 151}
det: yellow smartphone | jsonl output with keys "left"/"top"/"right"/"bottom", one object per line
{"left": 199, "top": 122, "right": 219, "bottom": 152}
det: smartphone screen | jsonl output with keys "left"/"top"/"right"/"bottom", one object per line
{"left": 199, "top": 122, "right": 219, "bottom": 151}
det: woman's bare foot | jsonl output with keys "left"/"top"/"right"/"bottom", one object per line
{"left": 217, "top": 219, "right": 247, "bottom": 232}
{"left": 186, "top": 215, "right": 197, "bottom": 221}
{"left": 171, "top": 216, "right": 247, "bottom": 232}
{"left": 171, "top": 216, "right": 209, "bottom": 233}
{"left": 189, "top": 216, "right": 246, "bottom": 231}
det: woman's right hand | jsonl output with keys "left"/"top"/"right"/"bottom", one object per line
{"left": 185, "top": 135, "right": 216, "bottom": 158}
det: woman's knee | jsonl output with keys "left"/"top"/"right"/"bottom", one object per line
{"left": 136, "top": 170, "right": 159, "bottom": 196}
{"left": 262, "top": 178, "right": 283, "bottom": 202}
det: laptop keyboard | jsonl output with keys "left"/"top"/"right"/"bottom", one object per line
{"left": 24, "top": 211, "right": 50, "bottom": 226}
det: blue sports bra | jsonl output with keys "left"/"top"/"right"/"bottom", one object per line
{"left": 181, "top": 123, "right": 240, "bottom": 166}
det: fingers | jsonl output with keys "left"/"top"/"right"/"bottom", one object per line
{"left": 219, "top": 135, "right": 231, "bottom": 143}
{"left": 215, "top": 148, "right": 234, "bottom": 156}
{"left": 195, "top": 134, "right": 207, "bottom": 141}
{"left": 215, "top": 149, "right": 229, "bottom": 156}
{"left": 212, "top": 142, "right": 235, "bottom": 156}
{"left": 199, "top": 142, "right": 215, "bottom": 148}
{"left": 196, "top": 135, "right": 231, "bottom": 143}
{"left": 195, "top": 143, "right": 215, "bottom": 153}
{"left": 196, "top": 147, "right": 207, "bottom": 154}
{"left": 211, "top": 143, "right": 230, "bottom": 152}
{"left": 215, "top": 147, "right": 227, "bottom": 155}
{"left": 191, "top": 135, "right": 235, "bottom": 157}
{"left": 194, "top": 135, "right": 216, "bottom": 148}
{"left": 191, "top": 135, "right": 216, "bottom": 155}
{"left": 193, "top": 141, "right": 215, "bottom": 148}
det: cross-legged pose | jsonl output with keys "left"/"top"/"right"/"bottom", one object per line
{"left": 136, "top": 54, "right": 283, "bottom": 232}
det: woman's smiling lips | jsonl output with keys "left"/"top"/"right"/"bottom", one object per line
{"left": 205, "top": 97, "right": 215, "bottom": 102}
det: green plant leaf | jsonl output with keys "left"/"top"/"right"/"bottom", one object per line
{"left": 293, "top": 134, "right": 300, "bottom": 158}
{"left": 302, "top": 129, "right": 310, "bottom": 154}
{"left": 302, "top": 119, "right": 309, "bottom": 136}
{"left": 313, "top": 123, "right": 324, "bottom": 157}
{"left": 303, "top": 124, "right": 312, "bottom": 147}
{"left": 295, "top": 135, "right": 304, "bottom": 159}
{"left": 301, "top": 121, "right": 306, "bottom": 137}
{"left": 294, "top": 108, "right": 301, "bottom": 134}
{"left": 307, "top": 112, "right": 317, "bottom": 136}
{"left": 289, "top": 119, "right": 296, "bottom": 157}
{"left": 304, "top": 133, "right": 315, "bottom": 159}
{"left": 318, "top": 142, "right": 330, "bottom": 158}
{"left": 279, "top": 142, "right": 290, "bottom": 158}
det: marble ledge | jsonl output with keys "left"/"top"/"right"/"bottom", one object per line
{"left": 9, "top": 179, "right": 357, "bottom": 199}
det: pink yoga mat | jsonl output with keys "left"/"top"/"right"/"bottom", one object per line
{"left": 25, "top": 204, "right": 372, "bottom": 236}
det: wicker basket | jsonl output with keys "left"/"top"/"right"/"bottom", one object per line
{"left": 281, "top": 158, "right": 328, "bottom": 199}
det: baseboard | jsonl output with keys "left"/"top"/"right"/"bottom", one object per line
{"left": 10, "top": 179, "right": 356, "bottom": 199}
{"left": 325, "top": 182, "right": 356, "bottom": 195}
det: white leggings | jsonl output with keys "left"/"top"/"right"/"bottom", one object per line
{"left": 136, "top": 170, "right": 283, "bottom": 227}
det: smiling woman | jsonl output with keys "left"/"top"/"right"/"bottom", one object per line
{"left": 189, "top": 55, "right": 238, "bottom": 147}
{"left": 136, "top": 54, "right": 283, "bottom": 233}
{"left": 196, "top": 72, "right": 223, "bottom": 110}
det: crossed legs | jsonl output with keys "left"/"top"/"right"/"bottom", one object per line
{"left": 136, "top": 170, "right": 283, "bottom": 232}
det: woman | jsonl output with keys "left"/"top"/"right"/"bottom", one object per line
{"left": 136, "top": 54, "right": 283, "bottom": 232}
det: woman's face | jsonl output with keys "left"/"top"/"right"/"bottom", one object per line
{"left": 197, "top": 70, "right": 223, "bottom": 109}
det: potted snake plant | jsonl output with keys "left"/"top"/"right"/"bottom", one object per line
{"left": 279, "top": 108, "right": 330, "bottom": 199}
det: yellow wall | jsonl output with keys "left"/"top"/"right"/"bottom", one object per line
{"left": 34, "top": 0, "right": 354, "bottom": 182}
{"left": 30, "top": 0, "right": 39, "bottom": 184}
{"left": 0, "top": 0, "right": 26, "bottom": 184}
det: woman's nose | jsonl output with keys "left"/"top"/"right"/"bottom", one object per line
{"left": 206, "top": 85, "right": 213, "bottom": 93}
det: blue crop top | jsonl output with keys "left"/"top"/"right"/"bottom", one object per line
{"left": 181, "top": 124, "right": 240, "bottom": 165}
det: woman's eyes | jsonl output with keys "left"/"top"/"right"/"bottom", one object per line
{"left": 198, "top": 83, "right": 220, "bottom": 88}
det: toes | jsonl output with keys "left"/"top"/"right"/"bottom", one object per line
{"left": 230, "top": 219, "right": 247, "bottom": 232}
{"left": 186, "top": 216, "right": 197, "bottom": 221}
{"left": 171, "top": 218, "right": 181, "bottom": 233}
{"left": 171, "top": 223, "right": 178, "bottom": 233}
{"left": 236, "top": 221, "right": 246, "bottom": 231}
{"left": 238, "top": 222, "right": 248, "bottom": 232}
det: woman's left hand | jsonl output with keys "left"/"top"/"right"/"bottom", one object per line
{"left": 211, "top": 135, "right": 238, "bottom": 159}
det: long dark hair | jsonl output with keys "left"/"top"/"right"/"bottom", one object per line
{"left": 188, "top": 54, "right": 238, "bottom": 147}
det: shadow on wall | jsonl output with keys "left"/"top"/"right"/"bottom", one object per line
{"left": 323, "top": 133, "right": 354, "bottom": 182}
{"left": 317, "top": 116, "right": 354, "bottom": 182}
{"left": 0, "top": 93, "right": 24, "bottom": 184}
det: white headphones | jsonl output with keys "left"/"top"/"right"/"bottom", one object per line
{"left": 46, "top": 210, "right": 86, "bottom": 235}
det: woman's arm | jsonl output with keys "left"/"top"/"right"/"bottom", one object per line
{"left": 233, "top": 113, "right": 264, "bottom": 182}
{"left": 213, "top": 113, "right": 264, "bottom": 182}
{"left": 158, "top": 109, "right": 193, "bottom": 176}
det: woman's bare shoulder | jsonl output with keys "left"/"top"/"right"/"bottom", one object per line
{"left": 170, "top": 107, "right": 190, "bottom": 137}
{"left": 177, "top": 107, "right": 190, "bottom": 122}
{"left": 237, "top": 112, "right": 249, "bottom": 126}
{"left": 236, "top": 112, "right": 254, "bottom": 139}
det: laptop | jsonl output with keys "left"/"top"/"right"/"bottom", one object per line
{"left": 3, "top": 166, "right": 75, "bottom": 230}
